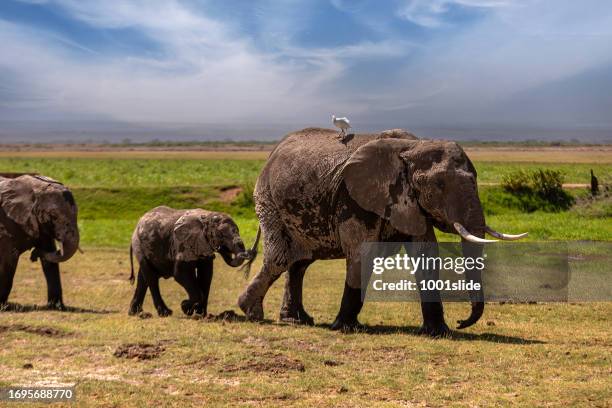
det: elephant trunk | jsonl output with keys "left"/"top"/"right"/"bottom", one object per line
{"left": 456, "top": 226, "right": 485, "bottom": 330}
{"left": 41, "top": 228, "right": 80, "bottom": 263}
{"left": 220, "top": 237, "right": 247, "bottom": 267}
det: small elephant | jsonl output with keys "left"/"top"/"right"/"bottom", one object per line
{"left": 0, "top": 175, "right": 80, "bottom": 309}
{"left": 128, "top": 206, "right": 252, "bottom": 317}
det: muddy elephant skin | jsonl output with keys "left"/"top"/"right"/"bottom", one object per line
{"left": 129, "top": 206, "right": 249, "bottom": 317}
{"left": 0, "top": 175, "right": 80, "bottom": 309}
{"left": 238, "top": 128, "right": 489, "bottom": 336}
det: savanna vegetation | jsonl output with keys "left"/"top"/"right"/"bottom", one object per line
{"left": 0, "top": 146, "right": 610, "bottom": 407}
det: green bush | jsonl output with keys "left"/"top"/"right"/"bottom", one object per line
{"left": 500, "top": 169, "right": 574, "bottom": 212}
{"left": 234, "top": 182, "right": 255, "bottom": 209}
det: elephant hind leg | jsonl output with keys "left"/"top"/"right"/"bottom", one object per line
{"left": 237, "top": 217, "right": 290, "bottom": 321}
{"left": 140, "top": 260, "right": 172, "bottom": 317}
{"left": 128, "top": 268, "right": 148, "bottom": 316}
{"left": 238, "top": 259, "right": 286, "bottom": 321}
{"left": 280, "top": 259, "right": 314, "bottom": 325}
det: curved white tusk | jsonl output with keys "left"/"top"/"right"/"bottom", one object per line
{"left": 54, "top": 240, "right": 64, "bottom": 256}
{"left": 453, "top": 222, "right": 498, "bottom": 244}
{"left": 485, "top": 226, "right": 528, "bottom": 240}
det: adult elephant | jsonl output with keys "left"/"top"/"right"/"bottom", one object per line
{"left": 238, "top": 128, "right": 526, "bottom": 335}
{"left": 0, "top": 175, "right": 80, "bottom": 309}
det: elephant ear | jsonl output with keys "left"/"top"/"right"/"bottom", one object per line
{"left": 0, "top": 177, "right": 39, "bottom": 237}
{"left": 341, "top": 138, "right": 427, "bottom": 237}
{"left": 172, "top": 212, "right": 214, "bottom": 262}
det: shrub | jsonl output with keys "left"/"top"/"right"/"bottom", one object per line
{"left": 501, "top": 170, "right": 532, "bottom": 194}
{"left": 234, "top": 182, "right": 255, "bottom": 209}
{"left": 500, "top": 169, "right": 574, "bottom": 212}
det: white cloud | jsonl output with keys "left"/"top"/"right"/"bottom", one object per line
{"left": 396, "top": 0, "right": 511, "bottom": 27}
{"left": 2, "top": 0, "right": 612, "bottom": 139}
{"left": 2, "top": 0, "right": 406, "bottom": 125}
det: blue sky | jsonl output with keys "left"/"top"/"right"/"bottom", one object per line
{"left": 1, "top": 0, "right": 611, "bottom": 141}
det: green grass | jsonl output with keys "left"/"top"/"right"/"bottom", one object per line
{"left": 0, "top": 158, "right": 265, "bottom": 188}
{"left": 1, "top": 157, "right": 610, "bottom": 247}
{"left": 475, "top": 162, "right": 610, "bottom": 184}
{"left": 75, "top": 186, "right": 258, "bottom": 248}
{"left": 1, "top": 158, "right": 609, "bottom": 187}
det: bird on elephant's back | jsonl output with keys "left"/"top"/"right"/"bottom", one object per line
{"left": 0, "top": 175, "right": 80, "bottom": 309}
{"left": 238, "top": 127, "right": 527, "bottom": 336}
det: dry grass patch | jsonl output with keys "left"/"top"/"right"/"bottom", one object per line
{"left": 0, "top": 248, "right": 609, "bottom": 406}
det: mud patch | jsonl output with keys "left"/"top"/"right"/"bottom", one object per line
{"left": 0, "top": 324, "right": 68, "bottom": 337}
{"left": 113, "top": 343, "right": 165, "bottom": 360}
{"left": 201, "top": 310, "right": 245, "bottom": 322}
{"left": 220, "top": 352, "right": 305, "bottom": 374}
{"left": 183, "top": 355, "right": 220, "bottom": 368}
{"left": 219, "top": 186, "right": 242, "bottom": 203}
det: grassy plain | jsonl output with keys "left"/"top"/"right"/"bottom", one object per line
{"left": 0, "top": 145, "right": 610, "bottom": 407}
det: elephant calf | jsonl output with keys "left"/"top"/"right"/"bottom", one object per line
{"left": 128, "top": 206, "right": 252, "bottom": 317}
{"left": 0, "top": 175, "right": 80, "bottom": 309}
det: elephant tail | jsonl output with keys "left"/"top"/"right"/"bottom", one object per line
{"left": 129, "top": 244, "right": 135, "bottom": 285}
{"left": 240, "top": 225, "right": 261, "bottom": 278}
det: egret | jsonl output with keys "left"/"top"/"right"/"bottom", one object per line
{"left": 332, "top": 114, "right": 351, "bottom": 137}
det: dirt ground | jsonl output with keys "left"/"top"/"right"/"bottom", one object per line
{"left": 1, "top": 144, "right": 611, "bottom": 163}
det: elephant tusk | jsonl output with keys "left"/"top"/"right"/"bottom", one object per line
{"left": 55, "top": 240, "right": 64, "bottom": 257}
{"left": 453, "top": 222, "right": 498, "bottom": 244}
{"left": 485, "top": 226, "right": 528, "bottom": 240}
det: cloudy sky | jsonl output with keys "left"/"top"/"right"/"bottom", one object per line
{"left": 1, "top": 0, "right": 611, "bottom": 142}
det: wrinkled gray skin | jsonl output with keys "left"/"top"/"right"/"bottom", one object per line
{"left": 129, "top": 206, "right": 248, "bottom": 317}
{"left": 0, "top": 175, "right": 80, "bottom": 309}
{"left": 238, "top": 128, "right": 486, "bottom": 336}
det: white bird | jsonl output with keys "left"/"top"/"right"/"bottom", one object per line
{"left": 332, "top": 114, "right": 351, "bottom": 137}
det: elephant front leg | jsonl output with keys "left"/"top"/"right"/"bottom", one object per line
{"left": 412, "top": 237, "right": 450, "bottom": 337}
{"left": 330, "top": 259, "right": 364, "bottom": 331}
{"left": 141, "top": 260, "right": 172, "bottom": 317}
{"left": 174, "top": 261, "right": 204, "bottom": 316}
{"left": 280, "top": 259, "right": 314, "bottom": 325}
{"left": 196, "top": 258, "right": 213, "bottom": 316}
{"left": 415, "top": 279, "right": 449, "bottom": 337}
{"left": 0, "top": 253, "right": 18, "bottom": 306}
{"left": 128, "top": 269, "right": 148, "bottom": 316}
{"left": 39, "top": 240, "right": 65, "bottom": 310}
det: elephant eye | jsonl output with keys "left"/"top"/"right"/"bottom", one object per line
{"left": 436, "top": 180, "right": 445, "bottom": 190}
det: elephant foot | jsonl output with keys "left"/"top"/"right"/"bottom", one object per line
{"left": 46, "top": 301, "right": 66, "bottom": 311}
{"left": 279, "top": 307, "right": 314, "bottom": 326}
{"left": 156, "top": 306, "right": 173, "bottom": 317}
{"left": 128, "top": 304, "right": 143, "bottom": 316}
{"left": 238, "top": 293, "right": 264, "bottom": 321}
{"left": 181, "top": 300, "right": 205, "bottom": 316}
{"left": 330, "top": 283, "right": 364, "bottom": 332}
{"left": 330, "top": 316, "right": 362, "bottom": 332}
{"left": 418, "top": 322, "right": 451, "bottom": 338}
